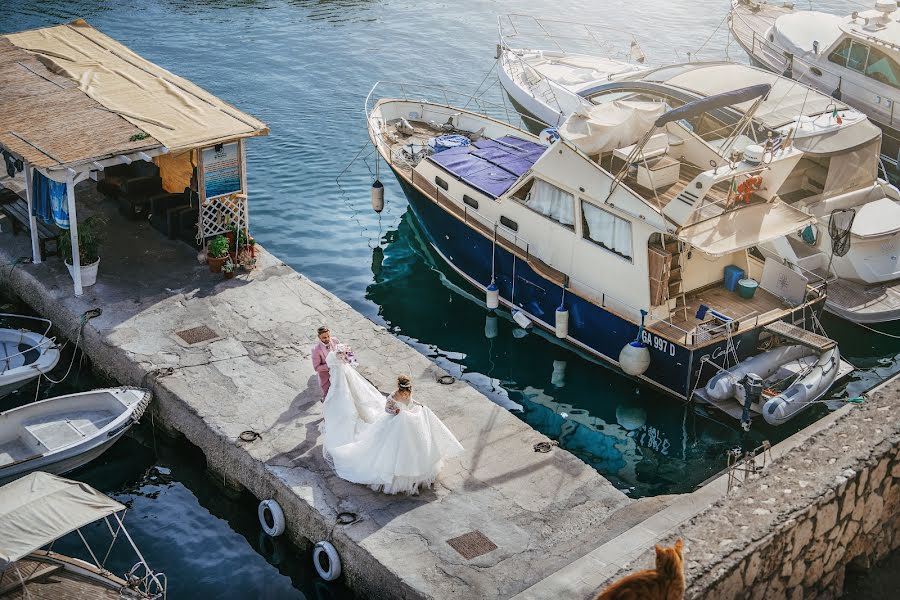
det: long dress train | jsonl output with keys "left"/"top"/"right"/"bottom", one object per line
{"left": 320, "top": 352, "right": 385, "bottom": 464}
{"left": 329, "top": 393, "right": 464, "bottom": 495}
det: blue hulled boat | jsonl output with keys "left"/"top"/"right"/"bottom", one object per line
{"left": 365, "top": 82, "right": 845, "bottom": 424}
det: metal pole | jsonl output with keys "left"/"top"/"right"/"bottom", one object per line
{"left": 66, "top": 174, "right": 83, "bottom": 296}
{"left": 23, "top": 162, "right": 41, "bottom": 264}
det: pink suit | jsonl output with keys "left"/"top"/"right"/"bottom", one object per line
{"left": 312, "top": 338, "right": 338, "bottom": 400}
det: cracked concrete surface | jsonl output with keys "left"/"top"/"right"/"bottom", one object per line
{"left": 0, "top": 181, "right": 635, "bottom": 599}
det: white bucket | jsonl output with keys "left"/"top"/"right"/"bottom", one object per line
{"left": 66, "top": 259, "right": 100, "bottom": 288}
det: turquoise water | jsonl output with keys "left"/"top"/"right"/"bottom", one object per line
{"left": 2, "top": 0, "right": 900, "bottom": 594}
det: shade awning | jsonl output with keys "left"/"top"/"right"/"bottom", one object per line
{"left": 0, "top": 472, "right": 124, "bottom": 567}
{"left": 654, "top": 84, "right": 771, "bottom": 127}
{"left": 0, "top": 19, "right": 268, "bottom": 170}
{"left": 791, "top": 119, "right": 882, "bottom": 156}
{"left": 678, "top": 201, "right": 816, "bottom": 257}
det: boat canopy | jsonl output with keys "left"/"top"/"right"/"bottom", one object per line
{"left": 773, "top": 11, "right": 843, "bottom": 54}
{"left": 654, "top": 84, "right": 771, "bottom": 127}
{"left": 678, "top": 201, "right": 816, "bottom": 257}
{"left": 0, "top": 472, "right": 125, "bottom": 567}
{"left": 631, "top": 62, "right": 847, "bottom": 128}
{"left": 791, "top": 119, "right": 882, "bottom": 156}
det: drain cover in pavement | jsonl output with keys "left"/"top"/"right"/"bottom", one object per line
{"left": 446, "top": 531, "right": 497, "bottom": 560}
{"left": 174, "top": 325, "right": 219, "bottom": 345}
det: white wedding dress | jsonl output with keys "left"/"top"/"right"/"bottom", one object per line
{"left": 321, "top": 354, "right": 464, "bottom": 495}
{"left": 321, "top": 352, "right": 385, "bottom": 462}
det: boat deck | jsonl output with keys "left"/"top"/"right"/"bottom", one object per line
{"left": 0, "top": 556, "right": 143, "bottom": 600}
{"left": 824, "top": 277, "right": 900, "bottom": 323}
{"left": 648, "top": 284, "right": 791, "bottom": 345}
{"left": 729, "top": 0, "right": 793, "bottom": 71}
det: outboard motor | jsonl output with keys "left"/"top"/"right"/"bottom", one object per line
{"left": 738, "top": 373, "right": 764, "bottom": 431}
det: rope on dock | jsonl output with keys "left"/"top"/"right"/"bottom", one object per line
{"left": 33, "top": 307, "right": 103, "bottom": 398}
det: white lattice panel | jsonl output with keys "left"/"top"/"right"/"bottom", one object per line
{"left": 199, "top": 194, "right": 247, "bottom": 242}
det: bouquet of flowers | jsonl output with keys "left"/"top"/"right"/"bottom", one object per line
{"left": 335, "top": 343, "right": 358, "bottom": 367}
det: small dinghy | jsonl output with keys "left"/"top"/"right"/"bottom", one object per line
{"left": 0, "top": 315, "right": 60, "bottom": 398}
{"left": 694, "top": 321, "right": 852, "bottom": 428}
{"left": 0, "top": 387, "right": 151, "bottom": 485}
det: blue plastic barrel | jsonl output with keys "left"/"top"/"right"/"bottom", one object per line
{"left": 723, "top": 265, "right": 745, "bottom": 292}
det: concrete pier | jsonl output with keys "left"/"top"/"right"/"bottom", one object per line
{"left": 0, "top": 180, "right": 649, "bottom": 599}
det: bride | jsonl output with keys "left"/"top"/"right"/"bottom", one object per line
{"left": 323, "top": 359, "right": 464, "bottom": 495}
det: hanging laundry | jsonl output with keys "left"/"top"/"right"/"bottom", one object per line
{"left": 49, "top": 179, "right": 69, "bottom": 229}
{"left": 30, "top": 170, "right": 69, "bottom": 229}
{"left": 31, "top": 169, "right": 52, "bottom": 224}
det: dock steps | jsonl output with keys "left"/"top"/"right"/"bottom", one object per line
{"left": 763, "top": 321, "right": 836, "bottom": 351}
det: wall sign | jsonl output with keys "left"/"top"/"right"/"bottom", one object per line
{"left": 201, "top": 142, "right": 242, "bottom": 200}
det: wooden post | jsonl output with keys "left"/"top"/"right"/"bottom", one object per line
{"left": 23, "top": 162, "right": 41, "bottom": 264}
{"left": 66, "top": 174, "right": 82, "bottom": 296}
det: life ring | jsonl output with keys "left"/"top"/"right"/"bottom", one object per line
{"left": 313, "top": 541, "right": 342, "bottom": 581}
{"left": 258, "top": 499, "right": 286, "bottom": 537}
{"left": 735, "top": 175, "right": 763, "bottom": 203}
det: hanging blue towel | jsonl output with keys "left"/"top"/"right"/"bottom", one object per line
{"left": 49, "top": 180, "right": 69, "bottom": 229}
{"left": 31, "top": 170, "right": 52, "bottom": 225}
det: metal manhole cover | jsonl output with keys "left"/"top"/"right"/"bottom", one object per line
{"left": 174, "top": 325, "right": 219, "bottom": 345}
{"left": 446, "top": 531, "right": 497, "bottom": 560}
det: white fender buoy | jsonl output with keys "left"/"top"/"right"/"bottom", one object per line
{"left": 485, "top": 313, "right": 498, "bottom": 339}
{"left": 313, "top": 541, "right": 342, "bottom": 581}
{"left": 554, "top": 306, "right": 569, "bottom": 339}
{"left": 371, "top": 179, "right": 384, "bottom": 213}
{"left": 619, "top": 341, "right": 651, "bottom": 376}
{"left": 486, "top": 283, "right": 499, "bottom": 309}
{"left": 258, "top": 499, "right": 286, "bottom": 537}
{"left": 512, "top": 310, "right": 532, "bottom": 329}
{"left": 551, "top": 360, "right": 566, "bottom": 388}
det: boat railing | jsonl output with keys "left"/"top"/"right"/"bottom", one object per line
{"left": 365, "top": 81, "right": 549, "bottom": 132}
{"left": 498, "top": 14, "right": 646, "bottom": 62}
{"left": 0, "top": 313, "right": 56, "bottom": 373}
{"left": 732, "top": 3, "right": 900, "bottom": 128}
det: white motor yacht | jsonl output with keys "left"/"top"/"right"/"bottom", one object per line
{"left": 366, "top": 81, "right": 852, "bottom": 424}
{"left": 729, "top": 0, "right": 900, "bottom": 178}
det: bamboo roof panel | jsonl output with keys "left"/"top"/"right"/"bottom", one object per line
{"left": 0, "top": 37, "right": 159, "bottom": 169}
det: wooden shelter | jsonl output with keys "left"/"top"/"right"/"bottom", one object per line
{"left": 0, "top": 19, "right": 268, "bottom": 295}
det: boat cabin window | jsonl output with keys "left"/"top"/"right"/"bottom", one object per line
{"left": 513, "top": 178, "right": 575, "bottom": 229}
{"left": 463, "top": 195, "right": 478, "bottom": 209}
{"left": 500, "top": 215, "right": 518, "bottom": 231}
{"left": 435, "top": 176, "right": 449, "bottom": 191}
{"left": 581, "top": 201, "right": 633, "bottom": 262}
{"left": 829, "top": 39, "right": 900, "bottom": 89}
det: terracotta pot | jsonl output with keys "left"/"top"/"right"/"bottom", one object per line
{"left": 208, "top": 254, "right": 227, "bottom": 273}
{"left": 223, "top": 269, "right": 235, "bottom": 280}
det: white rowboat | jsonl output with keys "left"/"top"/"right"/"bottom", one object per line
{"left": 0, "top": 387, "right": 151, "bottom": 485}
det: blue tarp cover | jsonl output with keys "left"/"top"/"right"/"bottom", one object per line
{"left": 427, "top": 135, "right": 546, "bottom": 199}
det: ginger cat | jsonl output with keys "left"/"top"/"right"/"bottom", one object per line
{"left": 594, "top": 539, "right": 685, "bottom": 600}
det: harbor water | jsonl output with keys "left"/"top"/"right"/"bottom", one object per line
{"left": 2, "top": 0, "right": 899, "bottom": 596}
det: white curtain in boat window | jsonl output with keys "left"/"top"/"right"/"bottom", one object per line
{"left": 582, "top": 201, "right": 633, "bottom": 261}
{"left": 526, "top": 179, "right": 575, "bottom": 226}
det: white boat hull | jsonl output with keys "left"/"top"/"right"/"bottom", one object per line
{"left": 0, "top": 387, "right": 151, "bottom": 485}
{"left": 0, "top": 326, "right": 60, "bottom": 398}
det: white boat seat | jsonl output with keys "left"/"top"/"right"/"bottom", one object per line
{"left": 0, "top": 438, "right": 42, "bottom": 466}
{"left": 613, "top": 132, "right": 670, "bottom": 163}
{"left": 25, "top": 421, "right": 84, "bottom": 450}
{"left": 24, "top": 409, "right": 120, "bottom": 450}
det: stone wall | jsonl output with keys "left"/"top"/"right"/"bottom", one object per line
{"left": 620, "top": 378, "right": 900, "bottom": 600}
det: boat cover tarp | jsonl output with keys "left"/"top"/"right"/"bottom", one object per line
{"left": 678, "top": 201, "right": 815, "bottom": 257}
{"left": 0, "top": 472, "right": 124, "bottom": 567}
{"left": 428, "top": 135, "right": 546, "bottom": 198}
{"left": 559, "top": 100, "right": 665, "bottom": 155}
{"left": 3, "top": 19, "right": 268, "bottom": 153}
{"left": 655, "top": 84, "right": 771, "bottom": 127}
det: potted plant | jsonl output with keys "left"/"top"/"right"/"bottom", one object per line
{"left": 58, "top": 215, "right": 107, "bottom": 287}
{"left": 237, "top": 247, "right": 256, "bottom": 271}
{"left": 222, "top": 258, "right": 236, "bottom": 279}
{"left": 207, "top": 235, "right": 229, "bottom": 273}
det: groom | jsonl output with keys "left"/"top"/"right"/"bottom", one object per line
{"left": 312, "top": 326, "right": 338, "bottom": 401}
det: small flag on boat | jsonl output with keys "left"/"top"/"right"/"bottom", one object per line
{"left": 833, "top": 106, "right": 843, "bottom": 125}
